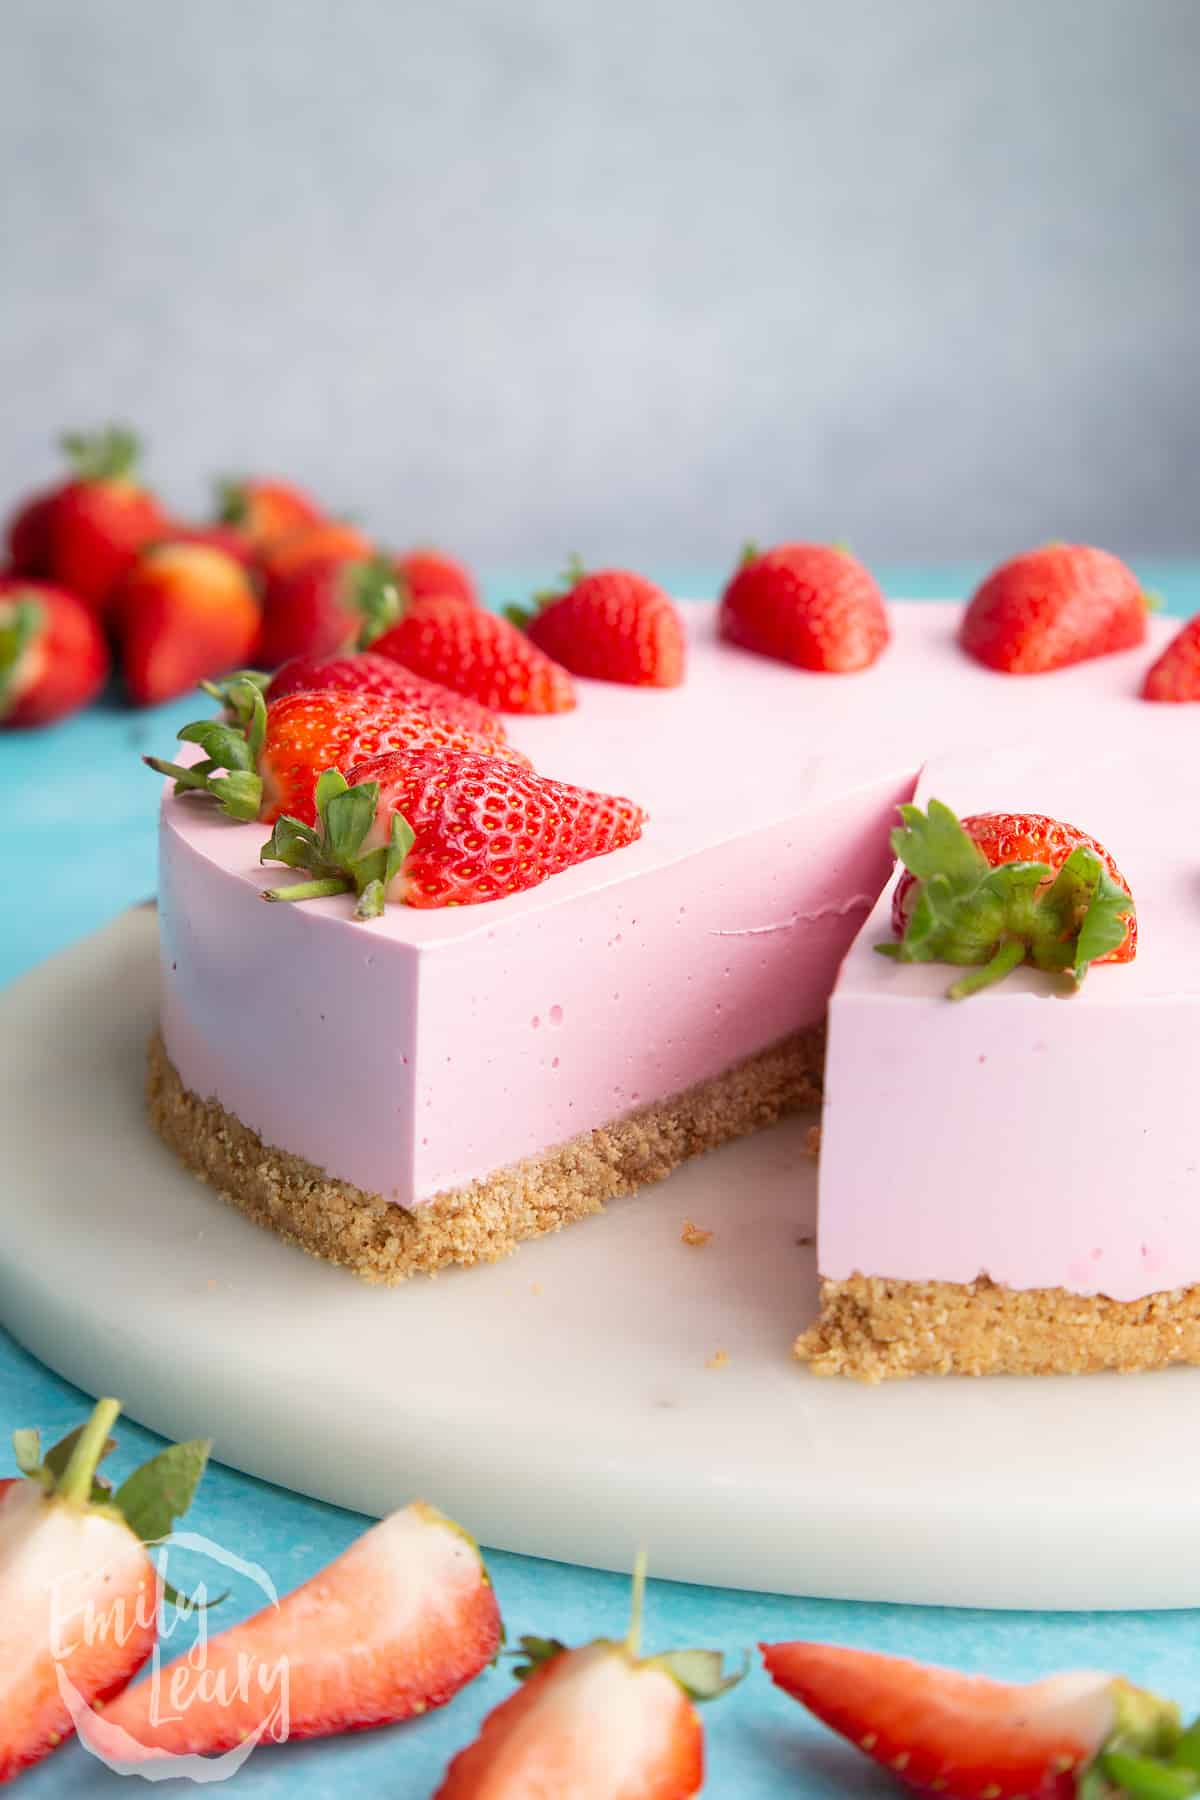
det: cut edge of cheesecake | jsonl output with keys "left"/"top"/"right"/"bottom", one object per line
{"left": 147, "top": 1025, "right": 824, "bottom": 1284}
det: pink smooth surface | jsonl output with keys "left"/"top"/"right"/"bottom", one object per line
{"left": 158, "top": 602, "right": 1190, "bottom": 1221}
{"left": 821, "top": 744, "right": 1200, "bottom": 1299}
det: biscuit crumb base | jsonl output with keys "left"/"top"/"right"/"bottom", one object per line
{"left": 796, "top": 1273, "right": 1200, "bottom": 1380}
{"left": 148, "top": 1026, "right": 823, "bottom": 1285}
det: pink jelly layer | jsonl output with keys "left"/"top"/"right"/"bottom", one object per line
{"left": 821, "top": 743, "right": 1200, "bottom": 1301}
{"left": 159, "top": 601, "right": 1188, "bottom": 1220}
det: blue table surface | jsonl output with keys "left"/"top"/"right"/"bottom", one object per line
{"left": 3, "top": 564, "right": 1199, "bottom": 1798}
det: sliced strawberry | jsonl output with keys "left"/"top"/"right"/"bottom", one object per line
{"left": 436, "top": 1560, "right": 738, "bottom": 1799}
{"left": 512, "top": 562, "right": 686, "bottom": 688}
{"left": 117, "top": 542, "right": 262, "bottom": 707}
{"left": 1142, "top": 615, "right": 1200, "bottom": 702}
{"left": 256, "top": 555, "right": 401, "bottom": 667}
{"left": 264, "top": 650, "right": 505, "bottom": 739}
{"left": 94, "top": 1502, "right": 501, "bottom": 1757}
{"left": 0, "top": 579, "right": 110, "bottom": 728}
{"left": 261, "top": 750, "right": 646, "bottom": 914}
{"left": 45, "top": 428, "right": 169, "bottom": 615}
{"left": 881, "top": 801, "right": 1136, "bottom": 999}
{"left": 719, "top": 542, "right": 889, "bottom": 672}
{"left": 394, "top": 546, "right": 478, "bottom": 607}
{"left": 761, "top": 1642, "right": 1187, "bottom": 1800}
{"left": 960, "top": 544, "right": 1148, "bottom": 674}
{"left": 146, "top": 683, "right": 528, "bottom": 825}
{"left": 0, "top": 1399, "right": 209, "bottom": 1783}
{"left": 216, "top": 476, "right": 324, "bottom": 551}
{"left": 373, "top": 596, "right": 576, "bottom": 714}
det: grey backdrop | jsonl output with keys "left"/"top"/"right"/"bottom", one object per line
{"left": 2, "top": 0, "right": 1197, "bottom": 576}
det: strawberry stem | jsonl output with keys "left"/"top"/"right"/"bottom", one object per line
{"left": 626, "top": 1548, "right": 648, "bottom": 1660}
{"left": 947, "top": 936, "right": 1025, "bottom": 1000}
{"left": 262, "top": 877, "right": 351, "bottom": 903}
{"left": 57, "top": 1397, "right": 122, "bottom": 1507}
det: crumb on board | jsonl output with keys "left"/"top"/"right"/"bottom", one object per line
{"left": 796, "top": 1232, "right": 815, "bottom": 1247}
{"left": 705, "top": 1348, "right": 729, "bottom": 1370}
{"left": 805, "top": 1124, "right": 822, "bottom": 1157}
{"left": 681, "top": 1220, "right": 713, "bottom": 1248}
{"left": 530, "top": 1281, "right": 542, "bottom": 1296}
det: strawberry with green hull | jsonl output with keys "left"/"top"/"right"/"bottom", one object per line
{"left": 1142, "top": 615, "right": 1200, "bottom": 702}
{"left": 94, "top": 1503, "right": 501, "bottom": 1759}
{"left": 394, "top": 546, "right": 478, "bottom": 608}
{"left": 261, "top": 751, "right": 646, "bottom": 915}
{"left": 960, "top": 544, "right": 1149, "bottom": 674}
{"left": 255, "top": 555, "right": 403, "bottom": 668}
{"left": 117, "top": 542, "right": 262, "bottom": 707}
{"left": 882, "top": 802, "right": 1136, "bottom": 999}
{"left": 146, "top": 681, "right": 529, "bottom": 826}
{"left": 259, "top": 649, "right": 505, "bottom": 739}
{"left": 373, "top": 594, "right": 576, "bottom": 714}
{"left": 0, "top": 1398, "right": 209, "bottom": 1783}
{"left": 216, "top": 476, "right": 324, "bottom": 552}
{"left": 511, "top": 560, "right": 686, "bottom": 688}
{"left": 43, "top": 429, "right": 170, "bottom": 616}
{"left": 0, "top": 579, "right": 110, "bottom": 728}
{"left": 761, "top": 1642, "right": 1198, "bottom": 1800}
{"left": 436, "top": 1560, "right": 739, "bottom": 1798}
{"left": 719, "top": 542, "right": 890, "bottom": 672}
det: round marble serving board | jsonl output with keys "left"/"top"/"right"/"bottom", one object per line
{"left": 3, "top": 906, "right": 1197, "bottom": 1611}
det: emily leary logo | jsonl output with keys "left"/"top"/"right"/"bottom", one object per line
{"left": 52, "top": 1531, "right": 290, "bottom": 1784}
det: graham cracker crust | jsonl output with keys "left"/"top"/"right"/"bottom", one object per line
{"left": 147, "top": 1026, "right": 824, "bottom": 1284}
{"left": 796, "top": 1273, "right": 1200, "bottom": 1380}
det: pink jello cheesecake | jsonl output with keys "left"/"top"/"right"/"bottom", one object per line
{"left": 797, "top": 742, "right": 1200, "bottom": 1379}
{"left": 151, "top": 598, "right": 1194, "bottom": 1324}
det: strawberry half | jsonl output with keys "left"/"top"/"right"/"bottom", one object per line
{"left": 117, "top": 542, "right": 262, "bottom": 707}
{"left": 261, "top": 750, "right": 646, "bottom": 914}
{"left": 44, "top": 428, "right": 169, "bottom": 616}
{"left": 0, "top": 579, "right": 110, "bottom": 728}
{"left": 436, "top": 1559, "right": 739, "bottom": 1799}
{"left": 373, "top": 595, "right": 576, "bottom": 714}
{"left": 255, "top": 555, "right": 402, "bottom": 668}
{"left": 394, "top": 546, "right": 478, "bottom": 607}
{"left": 881, "top": 801, "right": 1136, "bottom": 999}
{"left": 215, "top": 476, "right": 324, "bottom": 551}
{"left": 960, "top": 544, "right": 1149, "bottom": 674}
{"left": 761, "top": 1642, "right": 1192, "bottom": 1800}
{"left": 146, "top": 682, "right": 528, "bottom": 825}
{"left": 92, "top": 1502, "right": 501, "bottom": 1758}
{"left": 263, "top": 650, "right": 505, "bottom": 739}
{"left": 719, "top": 542, "right": 890, "bottom": 672}
{"left": 0, "top": 1398, "right": 209, "bottom": 1783}
{"left": 511, "top": 560, "right": 686, "bottom": 688}
{"left": 1142, "top": 614, "right": 1200, "bottom": 702}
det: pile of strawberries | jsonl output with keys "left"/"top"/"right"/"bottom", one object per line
{"left": 7, "top": 1397, "right": 1194, "bottom": 1795}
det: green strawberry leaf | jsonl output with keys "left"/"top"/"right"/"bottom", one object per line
{"left": 113, "top": 1438, "right": 212, "bottom": 1546}
{"left": 314, "top": 767, "right": 350, "bottom": 814}
{"left": 62, "top": 425, "right": 140, "bottom": 483}
{"left": 262, "top": 771, "right": 411, "bottom": 919}
{"left": 890, "top": 798, "right": 989, "bottom": 890}
{"left": 12, "top": 1427, "right": 41, "bottom": 1477}
{"left": 323, "top": 781, "right": 379, "bottom": 864}
{"left": 0, "top": 599, "right": 42, "bottom": 711}
{"left": 1100, "top": 1751, "right": 1199, "bottom": 1798}
{"left": 652, "top": 1647, "right": 746, "bottom": 1703}
{"left": 511, "top": 1635, "right": 568, "bottom": 1682}
{"left": 350, "top": 558, "right": 403, "bottom": 647}
{"left": 1076, "top": 867, "right": 1136, "bottom": 979}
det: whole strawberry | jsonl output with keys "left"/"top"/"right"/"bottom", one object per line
{"left": 512, "top": 560, "right": 686, "bottom": 687}
{"left": 960, "top": 544, "right": 1148, "bottom": 673}
{"left": 0, "top": 1399, "right": 209, "bottom": 1783}
{"left": 394, "top": 546, "right": 477, "bottom": 607}
{"left": 883, "top": 800, "right": 1136, "bottom": 998}
{"left": 719, "top": 542, "right": 889, "bottom": 672}
{"left": 261, "top": 749, "right": 646, "bottom": 914}
{"left": 216, "top": 476, "right": 324, "bottom": 551}
{"left": 373, "top": 595, "right": 575, "bottom": 713}
{"left": 258, "top": 519, "right": 374, "bottom": 591}
{"left": 1142, "top": 614, "right": 1200, "bottom": 702}
{"left": 5, "top": 487, "right": 58, "bottom": 577}
{"left": 264, "top": 649, "right": 505, "bottom": 739}
{"left": 762, "top": 1641, "right": 1186, "bottom": 1800}
{"left": 147, "top": 682, "right": 528, "bottom": 825}
{"left": 256, "top": 556, "right": 401, "bottom": 667}
{"left": 0, "top": 578, "right": 110, "bottom": 728}
{"left": 116, "top": 542, "right": 261, "bottom": 707}
{"left": 153, "top": 522, "right": 258, "bottom": 567}
{"left": 44, "top": 428, "right": 169, "bottom": 615}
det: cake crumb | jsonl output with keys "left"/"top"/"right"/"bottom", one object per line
{"left": 705, "top": 1348, "right": 729, "bottom": 1370}
{"left": 796, "top": 1232, "right": 815, "bottom": 1247}
{"left": 805, "top": 1124, "right": 822, "bottom": 1157}
{"left": 681, "top": 1221, "right": 713, "bottom": 1248}
{"left": 530, "top": 1282, "right": 542, "bottom": 1296}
